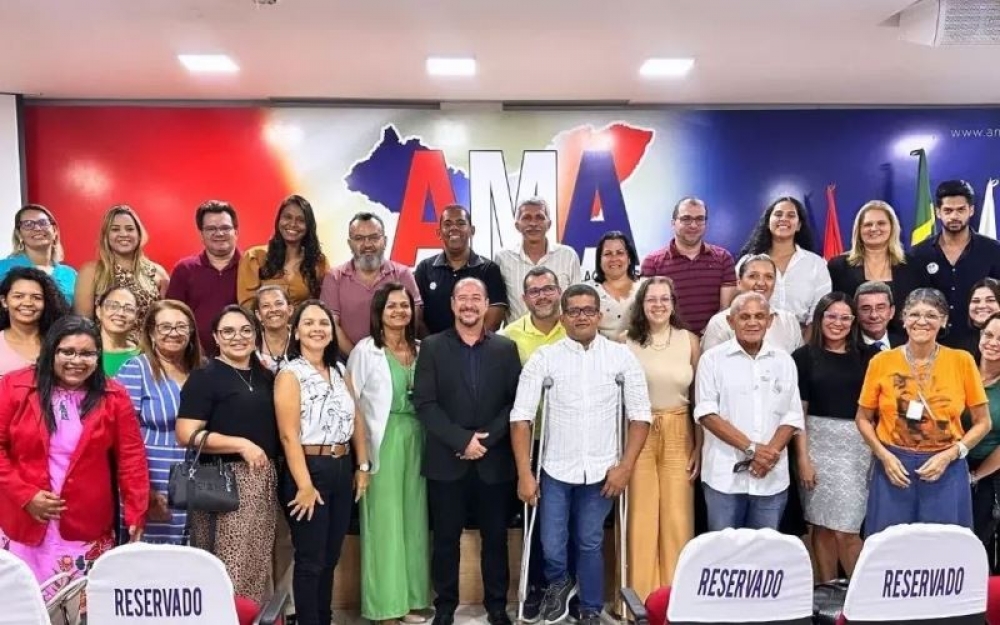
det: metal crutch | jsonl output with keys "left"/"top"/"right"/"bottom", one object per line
{"left": 518, "top": 376, "right": 554, "bottom": 623}
{"left": 615, "top": 372, "right": 629, "bottom": 621}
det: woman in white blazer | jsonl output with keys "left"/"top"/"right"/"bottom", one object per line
{"left": 347, "top": 282, "right": 429, "bottom": 624}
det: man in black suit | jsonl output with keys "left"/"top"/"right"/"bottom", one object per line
{"left": 856, "top": 280, "right": 906, "bottom": 351}
{"left": 413, "top": 277, "right": 522, "bottom": 625}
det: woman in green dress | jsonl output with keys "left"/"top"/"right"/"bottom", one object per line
{"left": 347, "top": 282, "right": 430, "bottom": 624}
{"left": 97, "top": 286, "right": 140, "bottom": 376}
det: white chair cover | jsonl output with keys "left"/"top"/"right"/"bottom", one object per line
{"left": 666, "top": 527, "right": 813, "bottom": 623}
{"left": 87, "top": 543, "right": 239, "bottom": 625}
{"left": 0, "top": 549, "right": 50, "bottom": 625}
{"left": 843, "top": 523, "right": 987, "bottom": 622}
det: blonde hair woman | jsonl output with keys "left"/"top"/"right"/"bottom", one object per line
{"left": 0, "top": 204, "right": 77, "bottom": 305}
{"left": 827, "top": 200, "right": 908, "bottom": 303}
{"left": 74, "top": 205, "right": 169, "bottom": 323}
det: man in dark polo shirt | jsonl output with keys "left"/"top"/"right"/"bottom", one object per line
{"left": 165, "top": 200, "right": 241, "bottom": 354}
{"left": 907, "top": 179, "right": 1000, "bottom": 349}
{"left": 415, "top": 204, "right": 508, "bottom": 334}
{"left": 640, "top": 197, "right": 737, "bottom": 335}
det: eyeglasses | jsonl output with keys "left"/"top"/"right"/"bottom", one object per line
{"left": 643, "top": 296, "right": 673, "bottom": 306}
{"left": 822, "top": 312, "right": 855, "bottom": 324}
{"left": 525, "top": 285, "right": 559, "bottom": 298}
{"left": 18, "top": 219, "right": 53, "bottom": 231}
{"left": 156, "top": 323, "right": 191, "bottom": 336}
{"left": 55, "top": 347, "right": 99, "bottom": 361}
{"left": 350, "top": 234, "right": 383, "bottom": 244}
{"left": 858, "top": 304, "right": 891, "bottom": 315}
{"left": 564, "top": 307, "right": 600, "bottom": 319}
{"left": 202, "top": 225, "right": 235, "bottom": 235}
{"left": 676, "top": 216, "right": 707, "bottom": 226}
{"left": 102, "top": 301, "right": 138, "bottom": 316}
{"left": 905, "top": 311, "right": 944, "bottom": 323}
{"left": 217, "top": 326, "right": 255, "bottom": 340}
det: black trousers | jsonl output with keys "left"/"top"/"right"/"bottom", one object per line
{"left": 970, "top": 459, "right": 1000, "bottom": 573}
{"left": 428, "top": 471, "right": 513, "bottom": 615}
{"left": 279, "top": 455, "right": 354, "bottom": 625}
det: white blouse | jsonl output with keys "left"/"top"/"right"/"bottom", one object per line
{"left": 739, "top": 247, "right": 831, "bottom": 324}
{"left": 590, "top": 279, "right": 644, "bottom": 341}
{"left": 284, "top": 357, "right": 355, "bottom": 445}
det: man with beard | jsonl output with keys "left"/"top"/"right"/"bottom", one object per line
{"left": 907, "top": 180, "right": 1000, "bottom": 348}
{"left": 413, "top": 278, "right": 522, "bottom": 625}
{"left": 321, "top": 212, "right": 422, "bottom": 353}
{"left": 415, "top": 204, "right": 508, "bottom": 334}
{"left": 165, "top": 200, "right": 241, "bottom": 354}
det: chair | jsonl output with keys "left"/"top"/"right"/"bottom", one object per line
{"left": 0, "top": 549, "right": 49, "bottom": 625}
{"left": 86, "top": 542, "right": 288, "bottom": 624}
{"left": 842, "top": 523, "right": 988, "bottom": 624}
{"left": 623, "top": 528, "right": 813, "bottom": 625}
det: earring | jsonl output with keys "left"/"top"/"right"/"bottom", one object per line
{"left": 15, "top": 237, "right": 23, "bottom": 252}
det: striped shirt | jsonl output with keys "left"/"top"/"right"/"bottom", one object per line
{"left": 495, "top": 243, "right": 581, "bottom": 323}
{"left": 116, "top": 354, "right": 187, "bottom": 544}
{"left": 640, "top": 240, "right": 736, "bottom": 335}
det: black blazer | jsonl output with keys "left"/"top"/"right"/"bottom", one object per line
{"left": 412, "top": 329, "right": 522, "bottom": 484}
{"left": 827, "top": 254, "right": 911, "bottom": 304}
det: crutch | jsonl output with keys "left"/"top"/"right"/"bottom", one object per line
{"left": 615, "top": 372, "right": 629, "bottom": 621}
{"left": 518, "top": 376, "right": 554, "bottom": 623}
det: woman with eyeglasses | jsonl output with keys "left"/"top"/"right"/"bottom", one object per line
{"left": 276, "top": 300, "right": 369, "bottom": 625}
{"left": 116, "top": 300, "right": 203, "bottom": 545}
{"left": 237, "top": 195, "right": 329, "bottom": 309}
{"left": 962, "top": 278, "right": 1000, "bottom": 362}
{"left": 74, "top": 205, "right": 169, "bottom": 325}
{"left": 97, "top": 286, "right": 141, "bottom": 377}
{"left": 590, "top": 231, "right": 643, "bottom": 341}
{"left": 624, "top": 276, "right": 700, "bottom": 598}
{"left": 792, "top": 292, "right": 869, "bottom": 581}
{"left": 0, "top": 204, "right": 77, "bottom": 305}
{"left": 348, "top": 283, "right": 429, "bottom": 624}
{"left": 964, "top": 312, "right": 1000, "bottom": 573}
{"left": 0, "top": 316, "right": 149, "bottom": 598}
{"left": 858, "top": 288, "right": 992, "bottom": 534}
{"left": 0, "top": 267, "right": 68, "bottom": 378}
{"left": 176, "top": 305, "right": 279, "bottom": 602}
{"left": 255, "top": 285, "right": 293, "bottom": 373}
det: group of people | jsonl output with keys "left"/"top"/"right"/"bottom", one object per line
{"left": 0, "top": 180, "right": 999, "bottom": 625}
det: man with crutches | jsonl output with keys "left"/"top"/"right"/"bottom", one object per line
{"left": 511, "top": 284, "right": 651, "bottom": 625}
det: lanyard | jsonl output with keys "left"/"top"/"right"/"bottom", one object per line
{"left": 903, "top": 344, "right": 940, "bottom": 420}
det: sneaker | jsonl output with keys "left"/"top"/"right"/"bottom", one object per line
{"left": 567, "top": 596, "right": 580, "bottom": 622}
{"left": 541, "top": 578, "right": 578, "bottom": 624}
{"left": 578, "top": 610, "right": 601, "bottom": 625}
{"left": 488, "top": 608, "right": 513, "bottom": 625}
{"left": 522, "top": 587, "right": 544, "bottom": 623}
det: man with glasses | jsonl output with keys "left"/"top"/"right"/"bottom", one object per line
{"left": 907, "top": 180, "right": 1000, "bottom": 348}
{"left": 165, "top": 200, "right": 241, "bottom": 354}
{"left": 321, "top": 212, "right": 422, "bottom": 353}
{"left": 511, "top": 284, "right": 651, "bottom": 625}
{"left": 640, "top": 197, "right": 737, "bottom": 335}
{"left": 855, "top": 280, "right": 904, "bottom": 352}
{"left": 694, "top": 292, "right": 804, "bottom": 531}
{"left": 415, "top": 204, "right": 508, "bottom": 334}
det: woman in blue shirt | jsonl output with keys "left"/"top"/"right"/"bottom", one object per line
{"left": 0, "top": 204, "right": 76, "bottom": 305}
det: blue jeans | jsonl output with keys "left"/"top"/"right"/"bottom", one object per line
{"left": 539, "top": 471, "right": 614, "bottom": 613}
{"left": 703, "top": 483, "right": 788, "bottom": 531}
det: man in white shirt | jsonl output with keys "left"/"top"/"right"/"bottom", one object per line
{"left": 855, "top": 280, "right": 903, "bottom": 350}
{"left": 694, "top": 291, "right": 804, "bottom": 531}
{"left": 511, "top": 284, "right": 651, "bottom": 625}
{"left": 701, "top": 254, "right": 803, "bottom": 353}
{"left": 495, "top": 198, "right": 582, "bottom": 323}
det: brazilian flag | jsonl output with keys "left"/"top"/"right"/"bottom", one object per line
{"left": 910, "top": 148, "right": 935, "bottom": 246}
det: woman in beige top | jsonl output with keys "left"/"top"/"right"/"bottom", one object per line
{"left": 624, "top": 276, "right": 701, "bottom": 599}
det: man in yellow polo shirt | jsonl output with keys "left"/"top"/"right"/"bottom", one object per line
{"left": 501, "top": 265, "right": 566, "bottom": 622}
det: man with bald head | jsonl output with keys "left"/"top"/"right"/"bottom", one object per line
{"left": 413, "top": 277, "right": 523, "bottom": 625}
{"left": 693, "top": 292, "right": 804, "bottom": 530}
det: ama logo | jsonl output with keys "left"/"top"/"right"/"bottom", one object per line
{"left": 344, "top": 123, "right": 655, "bottom": 269}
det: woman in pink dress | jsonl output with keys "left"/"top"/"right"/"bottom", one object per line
{"left": 0, "top": 315, "right": 149, "bottom": 600}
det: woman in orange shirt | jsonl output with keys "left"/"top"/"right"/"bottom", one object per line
{"left": 857, "top": 288, "right": 992, "bottom": 535}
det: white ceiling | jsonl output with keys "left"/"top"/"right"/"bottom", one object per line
{"left": 1, "top": 0, "right": 999, "bottom": 105}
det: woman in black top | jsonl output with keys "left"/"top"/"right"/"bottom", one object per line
{"left": 792, "top": 292, "right": 870, "bottom": 582}
{"left": 961, "top": 278, "right": 1000, "bottom": 362}
{"left": 176, "top": 304, "right": 278, "bottom": 603}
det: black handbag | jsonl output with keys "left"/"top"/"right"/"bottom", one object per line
{"left": 168, "top": 429, "right": 240, "bottom": 513}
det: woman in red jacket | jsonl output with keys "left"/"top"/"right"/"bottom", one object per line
{"left": 0, "top": 315, "right": 149, "bottom": 599}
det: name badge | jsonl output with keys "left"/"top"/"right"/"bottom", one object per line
{"left": 906, "top": 400, "right": 925, "bottom": 421}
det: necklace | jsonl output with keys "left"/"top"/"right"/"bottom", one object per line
{"left": 263, "top": 329, "right": 289, "bottom": 362}
{"left": 219, "top": 357, "right": 254, "bottom": 392}
{"left": 649, "top": 327, "right": 673, "bottom": 351}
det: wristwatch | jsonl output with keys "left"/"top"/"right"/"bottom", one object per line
{"left": 744, "top": 443, "right": 757, "bottom": 459}
{"left": 358, "top": 462, "right": 371, "bottom": 473}
{"left": 956, "top": 442, "right": 969, "bottom": 460}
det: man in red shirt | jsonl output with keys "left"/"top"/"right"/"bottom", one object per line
{"left": 640, "top": 197, "right": 737, "bottom": 335}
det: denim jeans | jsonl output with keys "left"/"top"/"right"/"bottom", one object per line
{"left": 703, "top": 483, "right": 788, "bottom": 531}
{"left": 539, "top": 471, "right": 614, "bottom": 613}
